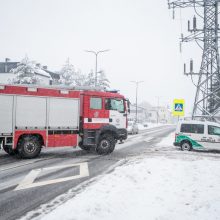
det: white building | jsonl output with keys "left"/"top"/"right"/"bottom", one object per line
{"left": 128, "top": 105, "right": 148, "bottom": 123}
{"left": 148, "top": 106, "right": 174, "bottom": 124}
{"left": 0, "top": 58, "right": 59, "bottom": 85}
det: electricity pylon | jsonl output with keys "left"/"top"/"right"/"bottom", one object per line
{"left": 168, "top": 0, "right": 220, "bottom": 121}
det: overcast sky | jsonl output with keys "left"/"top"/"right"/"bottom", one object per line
{"left": 0, "top": 0, "right": 203, "bottom": 115}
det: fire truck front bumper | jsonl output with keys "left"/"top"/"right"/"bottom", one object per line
{"left": 117, "top": 129, "right": 128, "bottom": 141}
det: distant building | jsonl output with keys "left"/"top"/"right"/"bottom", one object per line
{"left": 0, "top": 58, "right": 19, "bottom": 73}
{"left": 0, "top": 58, "right": 19, "bottom": 84}
{"left": 128, "top": 104, "right": 148, "bottom": 123}
{"left": 0, "top": 58, "right": 60, "bottom": 85}
{"left": 128, "top": 103, "right": 175, "bottom": 124}
{"left": 43, "top": 66, "right": 60, "bottom": 81}
{"left": 148, "top": 109, "right": 158, "bottom": 123}
{"left": 148, "top": 106, "right": 174, "bottom": 124}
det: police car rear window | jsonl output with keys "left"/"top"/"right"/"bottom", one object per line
{"left": 180, "top": 124, "right": 204, "bottom": 134}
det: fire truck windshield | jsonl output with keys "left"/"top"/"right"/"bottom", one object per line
{"left": 105, "top": 98, "right": 125, "bottom": 113}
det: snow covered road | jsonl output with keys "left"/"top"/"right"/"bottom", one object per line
{"left": 0, "top": 125, "right": 174, "bottom": 220}
{"left": 22, "top": 131, "right": 220, "bottom": 220}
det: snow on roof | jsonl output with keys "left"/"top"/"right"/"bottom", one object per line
{"left": 34, "top": 68, "right": 51, "bottom": 78}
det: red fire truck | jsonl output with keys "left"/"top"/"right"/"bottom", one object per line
{"left": 0, "top": 84, "right": 129, "bottom": 158}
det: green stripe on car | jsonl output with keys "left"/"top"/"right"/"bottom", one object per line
{"left": 176, "top": 135, "right": 204, "bottom": 148}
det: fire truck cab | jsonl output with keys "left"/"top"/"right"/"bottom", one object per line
{"left": 0, "top": 84, "right": 129, "bottom": 158}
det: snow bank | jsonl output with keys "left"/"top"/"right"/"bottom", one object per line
{"left": 137, "top": 123, "right": 145, "bottom": 130}
{"left": 157, "top": 131, "right": 175, "bottom": 147}
{"left": 40, "top": 155, "right": 220, "bottom": 220}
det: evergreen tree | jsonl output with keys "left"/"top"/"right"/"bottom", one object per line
{"left": 83, "top": 69, "right": 110, "bottom": 89}
{"left": 58, "top": 58, "right": 77, "bottom": 86}
{"left": 10, "top": 56, "right": 41, "bottom": 84}
{"left": 97, "top": 70, "right": 110, "bottom": 88}
{"left": 74, "top": 69, "right": 87, "bottom": 86}
{"left": 83, "top": 70, "right": 95, "bottom": 87}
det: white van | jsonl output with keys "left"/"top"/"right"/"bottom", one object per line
{"left": 174, "top": 120, "right": 220, "bottom": 151}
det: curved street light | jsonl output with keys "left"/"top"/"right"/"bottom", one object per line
{"left": 131, "top": 81, "right": 144, "bottom": 122}
{"left": 85, "top": 49, "right": 110, "bottom": 86}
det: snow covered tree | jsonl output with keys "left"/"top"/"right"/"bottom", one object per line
{"left": 74, "top": 70, "right": 87, "bottom": 86}
{"left": 58, "top": 59, "right": 79, "bottom": 86}
{"left": 83, "top": 69, "right": 110, "bottom": 89}
{"left": 83, "top": 70, "right": 95, "bottom": 87}
{"left": 56, "top": 59, "right": 110, "bottom": 89}
{"left": 97, "top": 70, "right": 110, "bottom": 88}
{"left": 10, "top": 56, "right": 42, "bottom": 84}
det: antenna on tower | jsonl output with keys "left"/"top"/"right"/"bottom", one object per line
{"left": 190, "top": 59, "right": 193, "bottom": 73}
{"left": 193, "top": 16, "right": 197, "bottom": 31}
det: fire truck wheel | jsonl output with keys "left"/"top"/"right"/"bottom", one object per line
{"left": 17, "top": 135, "right": 42, "bottom": 159}
{"left": 78, "top": 142, "right": 91, "bottom": 151}
{"left": 2, "top": 144, "right": 18, "bottom": 156}
{"left": 96, "top": 134, "right": 115, "bottom": 155}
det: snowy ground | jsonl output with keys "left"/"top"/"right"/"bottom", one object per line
{"left": 23, "top": 132, "right": 220, "bottom": 220}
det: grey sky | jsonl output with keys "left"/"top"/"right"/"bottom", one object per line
{"left": 0, "top": 0, "right": 201, "bottom": 114}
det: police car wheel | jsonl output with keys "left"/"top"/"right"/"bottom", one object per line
{"left": 181, "top": 141, "right": 192, "bottom": 151}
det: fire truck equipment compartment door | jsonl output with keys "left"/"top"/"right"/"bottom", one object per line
{"left": 48, "top": 98, "right": 79, "bottom": 129}
{"left": 16, "top": 96, "right": 47, "bottom": 129}
{"left": 0, "top": 95, "right": 13, "bottom": 133}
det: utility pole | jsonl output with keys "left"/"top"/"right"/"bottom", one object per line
{"left": 168, "top": 0, "right": 220, "bottom": 122}
{"left": 131, "top": 81, "right": 144, "bottom": 122}
{"left": 156, "top": 96, "right": 160, "bottom": 124}
{"left": 85, "top": 50, "right": 109, "bottom": 86}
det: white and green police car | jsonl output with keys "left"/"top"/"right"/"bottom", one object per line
{"left": 174, "top": 120, "right": 220, "bottom": 151}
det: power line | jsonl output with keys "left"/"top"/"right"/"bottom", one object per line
{"left": 168, "top": 0, "right": 220, "bottom": 122}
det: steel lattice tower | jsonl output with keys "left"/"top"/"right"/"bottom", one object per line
{"left": 168, "top": 0, "right": 220, "bottom": 121}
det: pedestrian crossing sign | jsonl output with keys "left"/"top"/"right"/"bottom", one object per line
{"left": 173, "top": 99, "right": 185, "bottom": 116}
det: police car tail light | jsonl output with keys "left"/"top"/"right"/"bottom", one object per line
{"left": 175, "top": 133, "right": 178, "bottom": 141}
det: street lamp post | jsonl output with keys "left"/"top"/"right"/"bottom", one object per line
{"left": 156, "top": 96, "right": 160, "bottom": 124}
{"left": 85, "top": 49, "right": 109, "bottom": 86}
{"left": 131, "top": 81, "right": 144, "bottom": 123}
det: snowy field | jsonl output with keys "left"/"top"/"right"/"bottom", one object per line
{"left": 23, "top": 133, "right": 220, "bottom": 220}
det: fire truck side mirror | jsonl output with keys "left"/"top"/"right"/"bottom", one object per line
{"left": 126, "top": 99, "right": 130, "bottom": 114}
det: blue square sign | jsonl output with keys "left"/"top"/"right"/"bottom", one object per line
{"left": 174, "top": 103, "right": 183, "bottom": 112}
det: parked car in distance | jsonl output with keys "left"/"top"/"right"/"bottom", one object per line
{"left": 174, "top": 120, "right": 220, "bottom": 151}
{"left": 143, "top": 122, "right": 148, "bottom": 127}
{"left": 127, "top": 122, "right": 139, "bottom": 135}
